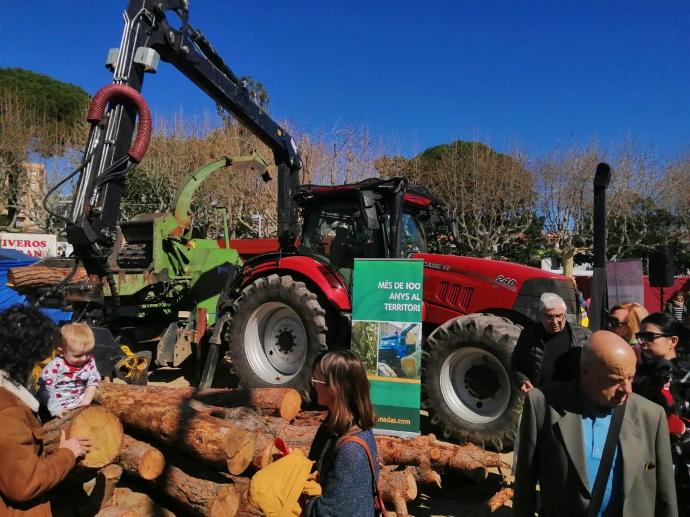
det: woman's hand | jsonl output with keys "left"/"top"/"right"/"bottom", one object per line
{"left": 58, "top": 430, "right": 92, "bottom": 458}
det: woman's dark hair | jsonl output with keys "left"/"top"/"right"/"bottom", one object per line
{"left": 0, "top": 305, "right": 59, "bottom": 385}
{"left": 640, "top": 311, "right": 690, "bottom": 352}
{"left": 312, "top": 350, "right": 375, "bottom": 436}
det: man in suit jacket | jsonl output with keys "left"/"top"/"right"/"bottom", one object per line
{"left": 513, "top": 330, "right": 678, "bottom": 517}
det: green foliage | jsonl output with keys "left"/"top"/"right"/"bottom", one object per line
{"left": 351, "top": 321, "right": 378, "bottom": 375}
{"left": 0, "top": 68, "right": 88, "bottom": 127}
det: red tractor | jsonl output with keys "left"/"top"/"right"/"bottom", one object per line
{"left": 49, "top": 1, "right": 576, "bottom": 450}
{"left": 215, "top": 177, "right": 577, "bottom": 450}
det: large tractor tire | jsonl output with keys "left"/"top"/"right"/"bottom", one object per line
{"left": 224, "top": 274, "right": 328, "bottom": 398}
{"left": 422, "top": 313, "right": 522, "bottom": 452}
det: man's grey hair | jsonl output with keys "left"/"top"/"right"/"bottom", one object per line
{"left": 539, "top": 292, "right": 567, "bottom": 313}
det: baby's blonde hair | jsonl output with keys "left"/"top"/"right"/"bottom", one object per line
{"left": 59, "top": 323, "right": 95, "bottom": 352}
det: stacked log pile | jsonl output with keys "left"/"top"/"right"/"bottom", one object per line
{"left": 48, "top": 382, "right": 509, "bottom": 516}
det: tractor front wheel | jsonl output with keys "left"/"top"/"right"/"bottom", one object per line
{"left": 423, "top": 313, "right": 522, "bottom": 451}
{"left": 224, "top": 274, "right": 328, "bottom": 398}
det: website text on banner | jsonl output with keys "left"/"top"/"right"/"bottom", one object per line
{"left": 351, "top": 259, "right": 423, "bottom": 435}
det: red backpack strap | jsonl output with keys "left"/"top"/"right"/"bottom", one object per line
{"left": 339, "top": 435, "right": 388, "bottom": 516}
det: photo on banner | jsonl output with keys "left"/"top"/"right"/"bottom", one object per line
{"left": 351, "top": 258, "right": 423, "bottom": 436}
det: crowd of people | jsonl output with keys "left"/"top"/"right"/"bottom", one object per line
{"left": 513, "top": 290, "right": 690, "bottom": 517}
{"left": 2, "top": 286, "right": 690, "bottom": 516}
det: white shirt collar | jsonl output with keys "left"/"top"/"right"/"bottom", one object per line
{"left": 0, "top": 370, "right": 39, "bottom": 413}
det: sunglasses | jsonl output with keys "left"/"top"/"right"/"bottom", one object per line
{"left": 607, "top": 319, "right": 626, "bottom": 329}
{"left": 311, "top": 378, "right": 327, "bottom": 386}
{"left": 635, "top": 332, "right": 672, "bottom": 343}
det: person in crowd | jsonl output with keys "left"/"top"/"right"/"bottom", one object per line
{"left": 512, "top": 292, "right": 590, "bottom": 393}
{"left": 39, "top": 323, "right": 100, "bottom": 418}
{"left": 608, "top": 302, "right": 648, "bottom": 343}
{"left": 305, "top": 350, "right": 380, "bottom": 517}
{"left": 0, "top": 305, "right": 91, "bottom": 516}
{"left": 664, "top": 290, "right": 689, "bottom": 323}
{"left": 633, "top": 312, "right": 690, "bottom": 513}
{"left": 513, "top": 330, "right": 678, "bottom": 517}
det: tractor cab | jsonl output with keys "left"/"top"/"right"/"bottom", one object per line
{"left": 295, "top": 177, "right": 458, "bottom": 283}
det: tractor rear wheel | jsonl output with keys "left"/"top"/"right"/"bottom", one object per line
{"left": 422, "top": 313, "right": 522, "bottom": 451}
{"left": 224, "top": 274, "right": 328, "bottom": 398}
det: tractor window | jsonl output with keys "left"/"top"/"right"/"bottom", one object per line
{"left": 300, "top": 202, "right": 384, "bottom": 269}
{"left": 401, "top": 212, "right": 427, "bottom": 256}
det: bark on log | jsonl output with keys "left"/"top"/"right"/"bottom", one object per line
{"left": 96, "top": 488, "right": 175, "bottom": 517}
{"left": 186, "top": 387, "right": 302, "bottom": 421}
{"left": 376, "top": 434, "right": 502, "bottom": 481}
{"left": 95, "top": 383, "right": 254, "bottom": 475}
{"left": 42, "top": 406, "right": 123, "bottom": 468}
{"left": 94, "top": 507, "right": 136, "bottom": 517}
{"left": 153, "top": 464, "right": 240, "bottom": 517}
{"left": 379, "top": 466, "right": 417, "bottom": 517}
{"left": 7, "top": 265, "right": 88, "bottom": 289}
{"left": 119, "top": 435, "right": 165, "bottom": 481}
{"left": 486, "top": 487, "right": 513, "bottom": 512}
{"left": 198, "top": 404, "right": 501, "bottom": 481}
{"left": 81, "top": 463, "right": 124, "bottom": 515}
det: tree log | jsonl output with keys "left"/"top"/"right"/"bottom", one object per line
{"left": 7, "top": 264, "right": 88, "bottom": 290}
{"left": 95, "top": 383, "right": 254, "bottom": 475}
{"left": 376, "top": 434, "right": 502, "bottom": 481}
{"left": 154, "top": 464, "right": 239, "bottom": 517}
{"left": 85, "top": 463, "right": 123, "bottom": 511}
{"left": 486, "top": 486, "right": 513, "bottom": 512}
{"left": 195, "top": 404, "right": 501, "bottom": 482}
{"left": 162, "top": 386, "right": 301, "bottom": 421}
{"left": 136, "top": 384, "right": 302, "bottom": 421}
{"left": 379, "top": 465, "right": 417, "bottom": 516}
{"left": 119, "top": 435, "right": 165, "bottom": 481}
{"left": 42, "top": 406, "right": 123, "bottom": 468}
{"left": 103, "top": 488, "right": 175, "bottom": 517}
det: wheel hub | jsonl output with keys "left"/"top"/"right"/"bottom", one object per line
{"left": 438, "top": 346, "right": 511, "bottom": 424}
{"left": 464, "top": 362, "right": 500, "bottom": 401}
{"left": 244, "top": 302, "right": 308, "bottom": 383}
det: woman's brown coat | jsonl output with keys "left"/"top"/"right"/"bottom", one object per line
{"left": 0, "top": 386, "right": 75, "bottom": 516}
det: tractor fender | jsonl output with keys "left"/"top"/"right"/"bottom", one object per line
{"left": 242, "top": 256, "right": 351, "bottom": 311}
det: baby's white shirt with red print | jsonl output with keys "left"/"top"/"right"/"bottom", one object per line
{"left": 39, "top": 356, "right": 100, "bottom": 416}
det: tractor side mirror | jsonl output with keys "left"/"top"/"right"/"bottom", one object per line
{"left": 359, "top": 190, "right": 379, "bottom": 230}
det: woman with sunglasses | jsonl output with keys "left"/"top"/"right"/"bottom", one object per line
{"left": 304, "top": 350, "right": 380, "bottom": 517}
{"left": 633, "top": 312, "right": 690, "bottom": 513}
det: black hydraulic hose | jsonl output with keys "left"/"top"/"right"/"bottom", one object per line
{"left": 42, "top": 147, "right": 97, "bottom": 224}
{"left": 36, "top": 256, "right": 80, "bottom": 306}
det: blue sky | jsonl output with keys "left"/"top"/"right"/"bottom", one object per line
{"left": 2, "top": 0, "right": 688, "bottom": 161}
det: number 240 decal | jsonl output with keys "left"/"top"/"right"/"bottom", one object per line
{"left": 495, "top": 275, "right": 516, "bottom": 287}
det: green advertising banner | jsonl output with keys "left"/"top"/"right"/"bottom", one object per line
{"left": 351, "top": 259, "right": 423, "bottom": 435}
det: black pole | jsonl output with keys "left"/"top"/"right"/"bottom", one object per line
{"left": 589, "top": 163, "right": 612, "bottom": 331}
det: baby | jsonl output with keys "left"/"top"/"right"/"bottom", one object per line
{"left": 39, "top": 323, "right": 100, "bottom": 417}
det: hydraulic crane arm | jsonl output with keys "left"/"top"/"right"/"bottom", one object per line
{"left": 67, "top": 0, "right": 301, "bottom": 290}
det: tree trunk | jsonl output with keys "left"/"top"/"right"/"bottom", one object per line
{"left": 153, "top": 464, "right": 240, "bottom": 517}
{"left": 82, "top": 464, "right": 123, "bottom": 513}
{"left": 144, "top": 385, "right": 302, "bottom": 421}
{"left": 379, "top": 465, "right": 417, "bottom": 516}
{"left": 375, "top": 434, "right": 503, "bottom": 481}
{"left": 98, "top": 487, "right": 175, "bottom": 517}
{"left": 42, "top": 406, "right": 123, "bottom": 468}
{"left": 7, "top": 264, "right": 87, "bottom": 290}
{"left": 95, "top": 383, "right": 254, "bottom": 475}
{"left": 119, "top": 435, "right": 165, "bottom": 481}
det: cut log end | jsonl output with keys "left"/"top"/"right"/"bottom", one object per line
{"left": 68, "top": 406, "right": 123, "bottom": 468}
{"left": 279, "top": 389, "right": 302, "bottom": 421}
{"left": 226, "top": 436, "right": 256, "bottom": 475}
{"left": 210, "top": 485, "right": 240, "bottom": 517}
{"left": 138, "top": 449, "right": 166, "bottom": 481}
